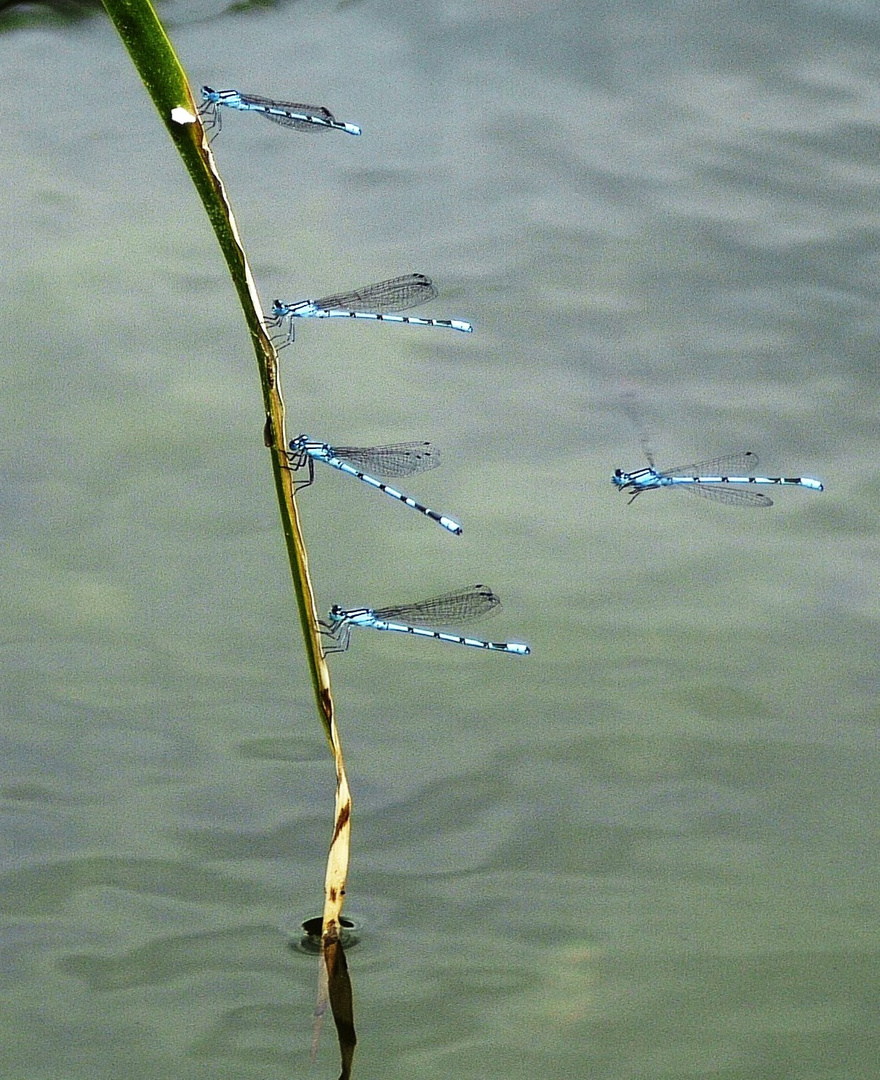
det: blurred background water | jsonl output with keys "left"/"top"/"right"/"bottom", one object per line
{"left": 1, "top": 0, "right": 878, "bottom": 1077}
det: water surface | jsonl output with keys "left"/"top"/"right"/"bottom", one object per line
{"left": 0, "top": 1, "right": 877, "bottom": 1077}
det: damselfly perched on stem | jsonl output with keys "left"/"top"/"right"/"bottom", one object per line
{"left": 269, "top": 274, "right": 473, "bottom": 346}
{"left": 199, "top": 86, "right": 361, "bottom": 138}
{"left": 286, "top": 436, "right": 461, "bottom": 535}
{"left": 321, "top": 585, "right": 530, "bottom": 655}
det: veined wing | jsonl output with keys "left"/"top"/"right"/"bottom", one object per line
{"left": 316, "top": 274, "right": 438, "bottom": 313}
{"left": 661, "top": 451, "right": 759, "bottom": 478}
{"left": 684, "top": 483, "right": 773, "bottom": 508}
{"left": 372, "top": 585, "right": 501, "bottom": 627}
{"left": 242, "top": 93, "right": 338, "bottom": 134}
{"left": 331, "top": 441, "right": 440, "bottom": 477}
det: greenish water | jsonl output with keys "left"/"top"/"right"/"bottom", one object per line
{"left": 1, "top": 1, "right": 877, "bottom": 1077}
